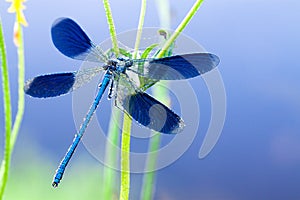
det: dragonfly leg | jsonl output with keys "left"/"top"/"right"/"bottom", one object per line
{"left": 108, "top": 79, "right": 114, "bottom": 100}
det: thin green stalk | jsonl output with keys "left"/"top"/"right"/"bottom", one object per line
{"left": 155, "top": 0, "right": 171, "bottom": 29}
{"left": 101, "top": 1, "right": 122, "bottom": 198}
{"left": 140, "top": 133, "right": 161, "bottom": 200}
{"left": 119, "top": 1, "right": 147, "bottom": 199}
{"left": 10, "top": 23, "right": 25, "bottom": 149}
{"left": 140, "top": 1, "right": 171, "bottom": 199}
{"left": 102, "top": 108, "right": 121, "bottom": 200}
{"left": 103, "top": 0, "right": 119, "bottom": 56}
{"left": 133, "top": 0, "right": 147, "bottom": 59}
{"left": 141, "top": 1, "right": 205, "bottom": 199}
{"left": 119, "top": 114, "right": 131, "bottom": 200}
{"left": 156, "top": 0, "right": 204, "bottom": 58}
{"left": 140, "top": 84, "right": 170, "bottom": 200}
{"left": 0, "top": 18, "right": 12, "bottom": 200}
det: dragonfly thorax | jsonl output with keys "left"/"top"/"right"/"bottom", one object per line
{"left": 106, "top": 57, "right": 133, "bottom": 74}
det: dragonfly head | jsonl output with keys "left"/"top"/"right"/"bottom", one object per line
{"left": 106, "top": 58, "right": 133, "bottom": 74}
{"left": 124, "top": 59, "right": 133, "bottom": 68}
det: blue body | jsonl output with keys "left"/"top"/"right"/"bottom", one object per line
{"left": 52, "top": 72, "right": 111, "bottom": 187}
{"left": 24, "top": 17, "right": 220, "bottom": 187}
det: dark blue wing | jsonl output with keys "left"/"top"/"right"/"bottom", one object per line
{"left": 130, "top": 53, "right": 219, "bottom": 80}
{"left": 115, "top": 74, "right": 184, "bottom": 134}
{"left": 124, "top": 92, "right": 184, "bottom": 134}
{"left": 24, "top": 73, "right": 75, "bottom": 98}
{"left": 51, "top": 18, "right": 107, "bottom": 62}
{"left": 24, "top": 68, "right": 103, "bottom": 98}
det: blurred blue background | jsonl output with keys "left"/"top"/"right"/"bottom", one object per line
{"left": 1, "top": 0, "right": 300, "bottom": 199}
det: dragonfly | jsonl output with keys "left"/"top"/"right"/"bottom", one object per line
{"left": 24, "top": 17, "right": 220, "bottom": 187}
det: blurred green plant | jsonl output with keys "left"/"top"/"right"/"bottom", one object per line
{"left": 141, "top": 0, "right": 205, "bottom": 199}
{"left": 0, "top": 0, "right": 27, "bottom": 199}
{"left": 140, "top": 1, "right": 172, "bottom": 199}
{"left": 5, "top": 149, "right": 104, "bottom": 200}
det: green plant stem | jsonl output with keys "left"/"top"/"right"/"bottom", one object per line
{"left": 140, "top": 133, "right": 161, "bottom": 200}
{"left": 133, "top": 0, "right": 147, "bottom": 59}
{"left": 119, "top": 114, "right": 131, "bottom": 200}
{"left": 155, "top": 0, "right": 171, "bottom": 29}
{"left": 0, "top": 18, "right": 12, "bottom": 200}
{"left": 119, "top": 2, "right": 147, "bottom": 199}
{"left": 102, "top": 108, "right": 121, "bottom": 200}
{"left": 140, "top": 1, "right": 171, "bottom": 199}
{"left": 101, "top": 1, "right": 122, "bottom": 198}
{"left": 141, "top": 1, "right": 205, "bottom": 199}
{"left": 156, "top": 0, "right": 204, "bottom": 58}
{"left": 140, "top": 86, "right": 169, "bottom": 200}
{"left": 103, "top": 0, "right": 119, "bottom": 56}
{"left": 11, "top": 23, "right": 25, "bottom": 149}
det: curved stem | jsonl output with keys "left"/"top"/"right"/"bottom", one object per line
{"left": 156, "top": 0, "right": 204, "bottom": 58}
{"left": 103, "top": 0, "right": 119, "bottom": 56}
{"left": 11, "top": 23, "right": 25, "bottom": 149}
{"left": 133, "top": 0, "right": 147, "bottom": 59}
{"left": 0, "top": 18, "right": 12, "bottom": 200}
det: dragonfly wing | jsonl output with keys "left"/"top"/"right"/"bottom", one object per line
{"left": 114, "top": 74, "right": 184, "bottom": 134}
{"left": 130, "top": 53, "right": 219, "bottom": 80}
{"left": 51, "top": 18, "right": 107, "bottom": 63}
{"left": 24, "top": 67, "right": 103, "bottom": 98}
